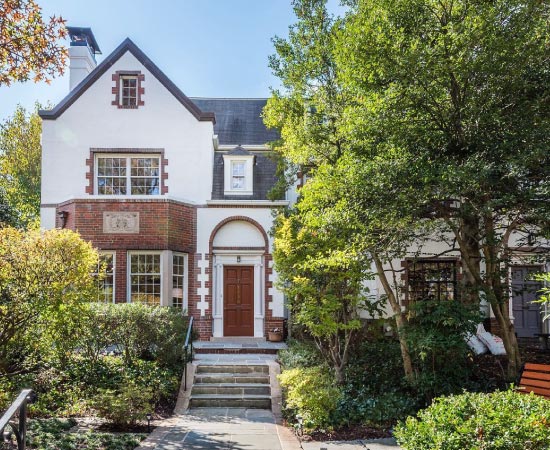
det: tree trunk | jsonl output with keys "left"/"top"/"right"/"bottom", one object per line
{"left": 372, "top": 254, "right": 414, "bottom": 381}
{"left": 459, "top": 213, "right": 481, "bottom": 305}
{"left": 492, "top": 297, "right": 522, "bottom": 380}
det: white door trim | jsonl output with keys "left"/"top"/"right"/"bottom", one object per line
{"left": 212, "top": 252, "right": 264, "bottom": 338}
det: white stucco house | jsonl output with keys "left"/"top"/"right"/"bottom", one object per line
{"left": 40, "top": 28, "right": 549, "bottom": 341}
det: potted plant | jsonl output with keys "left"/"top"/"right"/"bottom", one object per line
{"left": 268, "top": 327, "right": 283, "bottom": 342}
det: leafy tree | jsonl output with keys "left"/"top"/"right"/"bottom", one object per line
{"left": 337, "top": 0, "right": 549, "bottom": 378}
{"left": 0, "top": 104, "right": 43, "bottom": 228}
{"left": 0, "top": 187, "right": 17, "bottom": 227}
{"left": 0, "top": 228, "right": 98, "bottom": 374}
{"left": 0, "top": 0, "right": 67, "bottom": 85}
{"left": 267, "top": 0, "right": 549, "bottom": 380}
{"left": 273, "top": 198, "right": 380, "bottom": 384}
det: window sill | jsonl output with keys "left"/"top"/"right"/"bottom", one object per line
{"left": 223, "top": 190, "right": 253, "bottom": 196}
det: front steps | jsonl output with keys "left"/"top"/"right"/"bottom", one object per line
{"left": 194, "top": 339, "right": 287, "bottom": 355}
{"left": 189, "top": 363, "right": 272, "bottom": 409}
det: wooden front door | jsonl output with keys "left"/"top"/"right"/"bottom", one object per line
{"left": 512, "top": 266, "right": 543, "bottom": 338}
{"left": 224, "top": 266, "right": 254, "bottom": 336}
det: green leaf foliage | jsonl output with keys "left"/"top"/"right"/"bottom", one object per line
{"left": 0, "top": 104, "right": 43, "bottom": 228}
{"left": 394, "top": 390, "right": 550, "bottom": 450}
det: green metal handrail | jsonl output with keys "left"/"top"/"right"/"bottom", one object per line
{"left": 0, "top": 389, "right": 36, "bottom": 450}
{"left": 183, "top": 316, "right": 194, "bottom": 391}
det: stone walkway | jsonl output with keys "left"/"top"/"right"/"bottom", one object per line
{"left": 135, "top": 408, "right": 300, "bottom": 450}
{"left": 135, "top": 408, "right": 400, "bottom": 450}
{"left": 135, "top": 352, "right": 401, "bottom": 450}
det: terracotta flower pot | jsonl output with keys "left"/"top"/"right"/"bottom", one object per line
{"left": 268, "top": 331, "right": 283, "bottom": 342}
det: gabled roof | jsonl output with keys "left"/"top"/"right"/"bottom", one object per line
{"left": 39, "top": 38, "right": 215, "bottom": 122}
{"left": 227, "top": 145, "right": 252, "bottom": 156}
{"left": 191, "top": 98, "right": 280, "bottom": 146}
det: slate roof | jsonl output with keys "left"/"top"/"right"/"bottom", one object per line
{"left": 191, "top": 98, "right": 280, "bottom": 146}
{"left": 211, "top": 149, "right": 282, "bottom": 200}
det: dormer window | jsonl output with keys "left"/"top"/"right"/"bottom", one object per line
{"left": 121, "top": 75, "right": 138, "bottom": 107}
{"left": 223, "top": 148, "right": 254, "bottom": 195}
{"left": 231, "top": 161, "right": 246, "bottom": 189}
{"left": 112, "top": 71, "right": 145, "bottom": 109}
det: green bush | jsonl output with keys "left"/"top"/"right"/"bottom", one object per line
{"left": 394, "top": 390, "right": 550, "bottom": 450}
{"left": 278, "top": 366, "right": 341, "bottom": 430}
{"left": 278, "top": 339, "right": 324, "bottom": 369}
{"left": 335, "top": 338, "right": 421, "bottom": 427}
{"left": 26, "top": 418, "right": 145, "bottom": 450}
{"left": 404, "top": 300, "right": 481, "bottom": 401}
{"left": 78, "top": 303, "right": 188, "bottom": 369}
{"left": 92, "top": 381, "right": 155, "bottom": 426}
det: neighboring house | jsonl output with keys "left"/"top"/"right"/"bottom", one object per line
{"left": 40, "top": 28, "right": 287, "bottom": 340}
{"left": 40, "top": 28, "right": 549, "bottom": 341}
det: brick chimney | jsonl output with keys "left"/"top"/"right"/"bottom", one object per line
{"left": 66, "top": 27, "right": 101, "bottom": 90}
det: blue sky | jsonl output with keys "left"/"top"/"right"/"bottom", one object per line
{"left": 0, "top": 0, "right": 345, "bottom": 122}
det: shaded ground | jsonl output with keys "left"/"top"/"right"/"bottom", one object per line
{"left": 301, "top": 341, "right": 550, "bottom": 442}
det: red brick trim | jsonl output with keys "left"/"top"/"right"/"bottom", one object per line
{"left": 212, "top": 246, "right": 265, "bottom": 251}
{"left": 85, "top": 148, "right": 168, "bottom": 195}
{"left": 112, "top": 71, "right": 145, "bottom": 109}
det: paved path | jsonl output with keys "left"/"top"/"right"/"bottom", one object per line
{"left": 135, "top": 408, "right": 400, "bottom": 450}
{"left": 135, "top": 408, "right": 300, "bottom": 450}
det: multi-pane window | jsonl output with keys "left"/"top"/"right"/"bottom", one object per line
{"left": 231, "top": 161, "right": 246, "bottom": 190}
{"left": 408, "top": 259, "right": 458, "bottom": 302}
{"left": 172, "top": 254, "right": 185, "bottom": 309}
{"left": 129, "top": 253, "right": 161, "bottom": 305}
{"left": 96, "top": 156, "right": 160, "bottom": 195}
{"left": 121, "top": 76, "right": 138, "bottom": 107}
{"left": 95, "top": 252, "right": 115, "bottom": 303}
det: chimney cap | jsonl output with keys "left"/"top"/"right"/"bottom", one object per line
{"left": 67, "top": 26, "right": 101, "bottom": 55}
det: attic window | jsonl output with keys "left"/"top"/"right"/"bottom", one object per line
{"left": 112, "top": 71, "right": 145, "bottom": 109}
{"left": 121, "top": 76, "right": 138, "bottom": 107}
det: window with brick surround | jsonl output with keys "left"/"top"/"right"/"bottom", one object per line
{"left": 112, "top": 71, "right": 144, "bottom": 109}
{"left": 129, "top": 253, "right": 162, "bottom": 305}
{"left": 407, "top": 259, "right": 458, "bottom": 302}
{"left": 121, "top": 75, "right": 138, "bottom": 107}
{"left": 172, "top": 253, "right": 186, "bottom": 309}
{"left": 94, "top": 252, "right": 115, "bottom": 303}
{"left": 96, "top": 155, "right": 160, "bottom": 195}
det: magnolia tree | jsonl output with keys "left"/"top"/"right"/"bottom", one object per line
{"left": 0, "top": 228, "right": 99, "bottom": 373}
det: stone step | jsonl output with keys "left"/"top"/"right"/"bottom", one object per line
{"left": 195, "top": 347, "right": 279, "bottom": 354}
{"left": 191, "top": 383, "right": 271, "bottom": 396}
{"left": 194, "top": 373, "right": 270, "bottom": 384}
{"left": 195, "top": 364, "right": 269, "bottom": 374}
{"left": 189, "top": 394, "right": 272, "bottom": 409}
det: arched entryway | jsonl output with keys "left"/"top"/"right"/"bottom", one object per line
{"left": 209, "top": 218, "right": 268, "bottom": 337}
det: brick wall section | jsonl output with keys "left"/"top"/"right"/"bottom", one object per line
{"left": 57, "top": 198, "right": 195, "bottom": 303}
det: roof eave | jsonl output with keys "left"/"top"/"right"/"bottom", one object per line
{"left": 39, "top": 37, "right": 215, "bottom": 124}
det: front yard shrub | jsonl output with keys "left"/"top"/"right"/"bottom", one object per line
{"left": 78, "top": 302, "right": 188, "bottom": 369}
{"left": 26, "top": 418, "right": 145, "bottom": 450}
{"left": 278, "top": 339, "right": 323, "bottom": 369}
{"left": 404, "top": 300, "right": 481, "bottom": 402}
{"left": 394, "top": 390, "right": 550, "bottom": 450}
{"left": 92, "top": 381, "right": 155, "bottom": 426}
{"left": 278, "top": 366, "right": 341, "bottom": 430}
